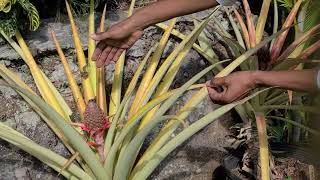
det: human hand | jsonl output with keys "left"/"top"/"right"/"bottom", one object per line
{"left": 206, "top": 71, "right": 258, "bottom": 104}
{"left": 91, "top": 19, "right": 143, "bottom": 67}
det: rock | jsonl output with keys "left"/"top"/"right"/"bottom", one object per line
{"left": 105, "top": 63, "right": 116, "bottom": 85}
{"left": 162, "top": 40, "right": 177, "bottom": 58}
{"left": 0, "top": 86, "right": 18, "bottom": 99}
{"left": 50, "top": 63, "right": 69, "bottom": 83}
{"left": 14, "top": 168, "right": 29, "bottom": 180}
{"left": 15, "top": 112, "right": 40, "bottom": 136}
{"left": 0, "top": 141, "right": 60, "bottom": 180}
{"left": 0, "top": 45, "right": 21, "bottom": 60}
{"left": 223, "top": 155, "right": 241, "bottom": 170}
{"left": 127, "top": 39, "right": 148, "bottom": 58}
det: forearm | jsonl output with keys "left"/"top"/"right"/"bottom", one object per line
{"left": 253, "top": 69, "right": 319, "bottom": 93}
{"left": 126, "top": 0, "right": 218, "bottom": 29}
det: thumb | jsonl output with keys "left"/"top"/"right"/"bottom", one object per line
{"left": 207, "top": 86, "right": 224, "bottom": 102}
{"left": 91, "top": 31, "right": 112, "bottom": 41}
{"left": 208, "top": 77, "right": 227, "bottom": 87}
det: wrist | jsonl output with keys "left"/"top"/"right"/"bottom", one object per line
{"left": 126, "top": 8, "right": 151, "bottom": 30}
{"left": 251, "top": 70, "right": 264, "bottom": 86}
{"left": 124, "top": 17, "right": 142, "bottom": 31}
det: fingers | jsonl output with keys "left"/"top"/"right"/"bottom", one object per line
{"left": 207, "top": 82, "right": 250, "bottom": 104}
{"left": 107, "top": 48, "right": 119, "bottom": 63}
{"left": 92, "top": 42, "right": 106, "bottom": 61}
{"left": 206, "top": 79, "right": 233, "bottom": 104}
{"left": 91, "top": 30, "right": 143, "bottom": 67}
{"left": 95, "top": 47, "right": 125, "bottom": 67}
{"left": 207, "top": 86, "right": 235, "bottom": 104}
{"left": 207, "top": 86, "right": 224, "bottom": 103}
{"left": 206, "top": 77, "right": 228, "bottom": 96}
{"left": 113, "top": 49, "right": 125, "bottom": 62}
{"left": 96, "top": 46, "right": 112, "bottom": 67}
{"left": 96, "top": 47, "right": 117, "bottom": 67}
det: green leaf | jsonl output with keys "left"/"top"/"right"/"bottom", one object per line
{"left": 303, "top": 0, "right": 320, "bottom": 58}
{"left": 272, "top": 58, "right": 307, "bottom": 71}
{"left": 264, "top": 93, "right": 289, "bottom": 105}
{"left": 218, "top": 25, "right": 292, "bottom": 77}
{"left": 104, "top": 44, "right": 157, "bottom": 156}
{"left": 115, "top": 61, "right": 228, "bottom": 180}
{"left": 103, "top": 89, "right": 175, "bottom": 176}
{"left": 221, "top": 36, "right": 249, "bottom": 71}
{"left": 139, "top": 10, "right": 217, "bottom": 108}
{"left": 0, "top": 65, "right": 70, "bottom": 147}
{"left": 0, "top": 65, "right": 92, "bottom": 172}
{"left": 137, "top": 26, "right": 292, "bottom": 171}
{"left": 0, "top": 123, "right": 92, "bottom": 180}
{"left": 1, "top": 32, "right": 73, "bottom": 120}
{"left": 267, "top": 116, "right": 319, "bottom": 135}
{"left": 224, "top": 7, "right": 245, "bottom": 49}
{"left": 0, "top": 82, "right": 108, "bottom": 180}
{"left": 131, "top": 88, "right": 272, "bottom": 180}
{"left": 277, "top": 0, "right": 293, "bottom": 9}
{"left": 194, "top": 20, "right": 222, "bottom": 69}
{"left": 40, "top": 70, "right": 73, "bottom": 117}
{"left": 303, "top": 0, "right": 320, "bottom": 32}
{"left": 260, "top": 105, "right": 319, "bottom": 114}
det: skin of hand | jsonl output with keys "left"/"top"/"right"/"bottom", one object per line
{"left": 206, "top": 71, "right": 257, "bottom": 104}
{"left": 91, "top": 0, "right": 218, "bottom": 67}
{"left": 206, "top": 69, "right": 319, "bottom": 104}
{"left": 91, "top": 20, "right": 144, "bottom": 67}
